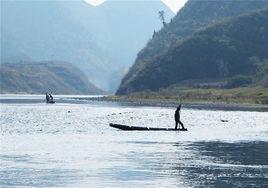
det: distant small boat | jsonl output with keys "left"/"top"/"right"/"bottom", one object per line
{"left": 110, "top": 123, "right": 188, "bottom": 131}
{"left": 46, "top": 100, "right": 55, "bottom": 104}
{"left": 46, "top": 93, "right": 55, "bottom": 104}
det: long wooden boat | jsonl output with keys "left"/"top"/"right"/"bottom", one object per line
{"left": 109, "top": 123, "right": 188, "bottom": 131}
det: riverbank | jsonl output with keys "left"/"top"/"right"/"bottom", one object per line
{"left": 74, "top": 94, "right": 268, "bottom": 112}
{"left": 122, "top": 86, "right": 268, "bottom": 104}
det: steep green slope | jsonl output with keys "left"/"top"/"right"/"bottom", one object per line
{"left": 0, "top": 62, "right": 104, "bottom": 94}
{"left": 117, "top": 9, "right": 268, "bottom": 94}
{"left": 118, "top": 0, "right": 268, "bottom": 94}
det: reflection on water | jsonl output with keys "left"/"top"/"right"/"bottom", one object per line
{"left": 0, "top": 96, "right": 268, "bottom": 187}
{"left": 1, "top": 166, "right": 82, "bottom": 187}
{"left": 172, "top": 142, "right": 268, "bottom": 187}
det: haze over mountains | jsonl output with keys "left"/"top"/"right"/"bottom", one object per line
{"left": 0, "top": 62, "right": 104, "bottom": 94}
{"left": 117, "top": 0, "right": 268, "bottom": 95}
{"left": 1, "top": 0, "right": 173, "bottom": 93}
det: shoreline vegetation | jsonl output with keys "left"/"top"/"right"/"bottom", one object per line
{"left": 75, "top": 86, "right": 268, "bottom": 111}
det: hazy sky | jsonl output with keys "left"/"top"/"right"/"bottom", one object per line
{"left": 161, "top": 0, "right": 188, "bottom": 13}
{"left": 84, "top": 0, "right": 188, "bottom": 13}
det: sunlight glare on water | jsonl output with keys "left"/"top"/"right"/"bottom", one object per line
{"left": 0, "top": 96, "right": 268, "bottom": 187}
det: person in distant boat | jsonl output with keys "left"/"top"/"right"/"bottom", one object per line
{"left": 175, "top": 105, "right": 185, "bottom": 130}
{"left": 49, "top": 93, "right": 53, "bottom": 101}
{"left": 46, "top": 93, "right": 50, "bottom": 103}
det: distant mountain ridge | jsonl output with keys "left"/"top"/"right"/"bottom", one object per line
{"left": 1, "top": 0, "right": 111, "bottom": 91}
{"left": 117, "top": 0, "right": 268, "bottom": 94}
{"left": 63, "top": 0, "right": 174, "bottom": 90}
{"left": 0, "top": 62, "right": 104, "bottom": 94}
{"left": 1, "top": 0, "right": 173, "bottom": 92}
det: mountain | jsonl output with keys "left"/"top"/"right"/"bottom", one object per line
{"left": 0, "top": 62, "right": 104, "bottom": 94}
{"left": 59, "top": 0, "right": 174, "bottom": 91}
{"left": 1, "top": 0, "right": 173, "bottom": 92}
{"left": 117, "top": 0, "right": 268, "bottom": 94}
{"left": 1, "top": 0, "right": 111, "bottom": 90}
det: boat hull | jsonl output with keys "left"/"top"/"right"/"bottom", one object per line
{"left": 46, "top": 101, "right": 55, "bottom": 104}
{"left": 109, "top": 123, "right": 188, "bottom": 131}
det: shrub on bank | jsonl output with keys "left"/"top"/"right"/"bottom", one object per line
{"left": 226, "top": 75, "right": 253, "bottom": 88}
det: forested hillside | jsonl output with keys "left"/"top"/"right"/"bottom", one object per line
{"left": 117, "top": 0, "right": 268, "bottom": 94}
{"left": 0, "top": 62, "right": 104, "bottom": 94}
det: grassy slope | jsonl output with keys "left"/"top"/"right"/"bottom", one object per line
{"left": 114, "top": 86, "right": 268, "bottom": 105}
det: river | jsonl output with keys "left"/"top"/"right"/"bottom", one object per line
{"left": 0, "top": 95, "right": 267, "bottom": 187}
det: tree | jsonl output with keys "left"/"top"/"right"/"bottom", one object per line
{"left": 158, "top": 10, "right": 166, "bottom": 26}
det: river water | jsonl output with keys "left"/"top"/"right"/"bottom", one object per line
{"left": 1, "top": 95, "right": 268, "bottom": 187}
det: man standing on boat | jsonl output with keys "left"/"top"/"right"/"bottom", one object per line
{"left": 45, "top": 93, "right": 50, "bottom": 103}
{"left": 175, "top": 105, "right": 185, "bottom": 130}
{"left": 49, "top": 93, "right": 53, "bottom": 101}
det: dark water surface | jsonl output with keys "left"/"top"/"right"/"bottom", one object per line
{"left": 1, "top": 95, "right": 267, "bottom": 187}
